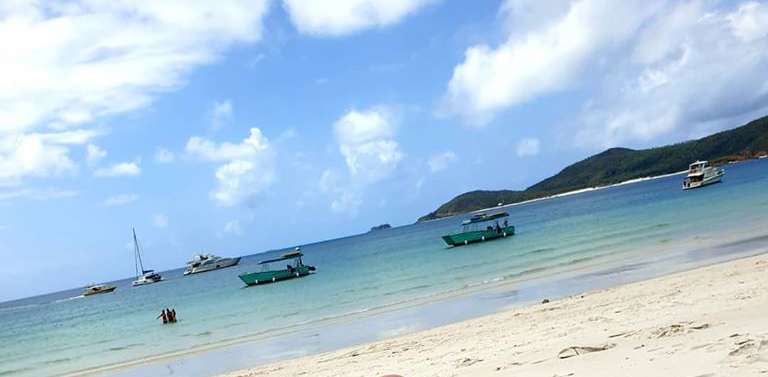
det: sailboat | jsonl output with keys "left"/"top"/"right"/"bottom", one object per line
{"left": 131, "top": 228, "right": 163, "bottom": 286}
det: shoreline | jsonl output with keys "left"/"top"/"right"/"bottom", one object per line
{"left": 471, "top": 170, "right": 687, "bottom": 214}
{"left": 97, "top": 228, "right": 768, "bottom": 377}
{"left": 419, "top": 170, "right": 688, "bottom": 223}
{"left": 220, "top": 251, "right": 768, "bottom": 377}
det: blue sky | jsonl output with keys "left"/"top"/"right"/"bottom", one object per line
{"left": 1, "top": 0, "right": 767, "bottom": 301}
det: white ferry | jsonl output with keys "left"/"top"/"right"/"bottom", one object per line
{"left": 682, "top": 160, "right": 724, "bottom": 190}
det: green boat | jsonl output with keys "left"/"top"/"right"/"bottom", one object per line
{"left": 238, "top": 248, "right": 316, "bottom": 286}
{"left": 441, "top": 211, "right": 515, "bottom": 247}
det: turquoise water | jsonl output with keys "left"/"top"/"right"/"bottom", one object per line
{"left": 2, "top": 159, "right": 768, "bottom": 377}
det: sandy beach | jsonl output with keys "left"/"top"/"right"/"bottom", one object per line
{"left": 221, "top": 253, "right": 768, "bottom": 377}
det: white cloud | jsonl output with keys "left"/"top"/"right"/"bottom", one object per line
{"left": 0, "top": 1, "right": 269, "bottom": 183}
{"left": 186, "top": 128, "right": 276, "bottom": 206}
{"left": 154, "top": 147, "right": 175, "bottom": 164}
{"left": 442, "top": 0, "right": 659, "bottom": 125}
{"left": 103, "top": 193, "right": 139, "bottom": 207}
{"left": 427, "top": 151, "right": 457, "bottom": 172}
{"left": 282, "top": 0, "right": 435, "bottom": 36}
{"left": 153, "top": 213, "right": 169, "bottom": 228}
{"left": 94, "top": 161, "right": 141, "bottom": 177}
{"left": 321, "top": 107, "right": 406, "bottom": 216}
{"left": 515, "top": 138, "right": 540, "bottom": 157}
{"left": 0, "top": 1, "right": 269, "bottom": 133}
{"left": 444, "top": 0, "right": 768, "bottom": 147}
{"left": 728, "top": 1, "right": 768, "bottom": 42}
{"left": 334, "top": 107, "right": 403, "bottom": 183}
{"left": 0, "top": 130, "right": 99, "bottom": 186}
{"left": 578, "top": 1, "right": 768, "bottom": 146}
{"left": 0, "top": 187, "right": 78, "bottom": 202}
{"left": 210, "top": 100, "right": 233, "bottom": 131}
{"left": 86, "top": 144, "right": 107, "bottom": 165}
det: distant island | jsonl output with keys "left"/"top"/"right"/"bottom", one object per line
{"left": 419, "top": 115, "right": 768, "bottom": 222}
{"left": 370, "top": 224, "right": 392, "bottom": 232}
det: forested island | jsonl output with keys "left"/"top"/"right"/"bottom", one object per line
{"left": 419, "top": 115, "right": 768, "bottom": 222}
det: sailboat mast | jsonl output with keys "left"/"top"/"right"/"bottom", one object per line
{"left": 133, "top": 227, "right": 145, "bottom": 276}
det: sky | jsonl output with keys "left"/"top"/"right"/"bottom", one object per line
{"left": 1, "top": 0, "right": 767, "bottom": 302}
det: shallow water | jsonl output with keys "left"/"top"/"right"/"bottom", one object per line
{"left": 1, "top": 159, "right": 767, "bottom": 377}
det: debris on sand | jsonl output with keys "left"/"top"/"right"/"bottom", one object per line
{"left": 558, "top": 344, "right": 616, "bottom": 359}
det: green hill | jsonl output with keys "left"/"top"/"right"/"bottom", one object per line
{"left": 418, "top": 115, "right": 768, "bottom": 222}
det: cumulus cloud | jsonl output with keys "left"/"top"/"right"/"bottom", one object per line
{"left": 444, "top": 0, "right": 768, "bottom": 147}
{"left": 103, "top": 193, "right": 139, "bottom": 207}
{"left": 0, "top": 130, "right": 99, "bottom": 186}
{"left": 154, "top": 147, "right": 175, "bottom": 164}
{"left": 0, "top": 1, "right": 269, "bottom": 133}
{"left": 86, "top": 144, "right": 107, "bottom": 165}
{"left": 515, "top": 138, "right": 540, "bottom": 157}
{"left": 94, "top": 161, "right": 141, "bottom": 177}
{"left": 0, "top": 0, "right": 269, "bottom": 184}
{"left": 334, "top": 108, "right": 403, "bottom": 183}
{"left": 186, "top": 128, "right": 276, "bottom": 207}
{"left": 428, "top": 151, "right": 457, "bottom": 172}
{"left": 442, "top": 0, "right": 658, "bottom": 126}
{"left": 210, "top": 100, "right": 233, "bottom": 131}
{"left": 282, "top": 0, "right": 435, "bottom": 36}
{"left": 578, "top": 1, "right": 768, "bottom": 146}
{"left": 321, "top": 107, "right": 406, "bottom": 215}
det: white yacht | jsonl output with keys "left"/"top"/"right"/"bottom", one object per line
{"left": 682, "top": 160, "right": 724, "bottom": 190}
{"left": 183, "top": 253, "right": 241, "bottom": 275}
{"left": 131, "top": 228, "right": 163, "bottom": 286}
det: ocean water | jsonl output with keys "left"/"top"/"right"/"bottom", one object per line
{"left": 2, "top": 159, "right": 768, "bottom": 377}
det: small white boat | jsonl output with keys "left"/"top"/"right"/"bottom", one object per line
{"left": 183, "top": 254, "right": 241, "bottom": 275}
{"left": 131, "top": 228, "right": 163, "bottom": 286}
{"left": 682, "top": 160, "right": 724, "bottom": 190}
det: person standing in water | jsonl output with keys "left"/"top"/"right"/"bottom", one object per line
{"left": 157, "top": 309, "right": 168, "bottom": 324}
{"left": 170, "top": 308, "right": 177, "bottom": 323}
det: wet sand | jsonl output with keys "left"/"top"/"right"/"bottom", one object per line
{"left": 221, "top": 253, "right": 768, "bottom": 377}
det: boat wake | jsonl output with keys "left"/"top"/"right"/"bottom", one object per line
{"left": 53, "top": 295, "right": 84, "bottom": 304}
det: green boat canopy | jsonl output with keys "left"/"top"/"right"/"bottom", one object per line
{"left": 258, "top": 251, "right": 303, "bottom": 265}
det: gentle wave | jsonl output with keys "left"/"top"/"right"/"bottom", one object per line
{"left": 0, "top": 367, "right": 34, "bottom": 376}
{"left": 42, "top": 357, "right": 73, "bottom": 366}
{"left": 108, "top": 343, "right": 144, "bottom": 352}
{"left": 52, "top": 296, "right": 84, "bottom": 304}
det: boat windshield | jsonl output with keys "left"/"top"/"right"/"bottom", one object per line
{"left": 259, "top": 252, "right": 304, "bottom": 265}
{"left": 688, "top": 161, "right": 708, "bottom": 174}
{"left": 260, "top": 257, "right": 301, "bottom": 272}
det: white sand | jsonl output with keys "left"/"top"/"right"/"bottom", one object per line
{"left": 221, "top": 253, "right": 768, "bottom": 377}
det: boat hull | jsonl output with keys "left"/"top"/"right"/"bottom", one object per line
{"left": 442, "top": 226, "right": 515, "bottom": 247}
{"left": 238, "top": 265, "right": 314, "bottom": 286}
{"left": 82, "top": 286, "right": 116, "bottom": 296}
{"left": 184, "top": 257, "right": 241, "bottom": 275}
{"left": 132, "top": 275, "right": 163, "bottom": 286}
{"left": 683, "top": 170, "right": 724, "bottom": 190}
